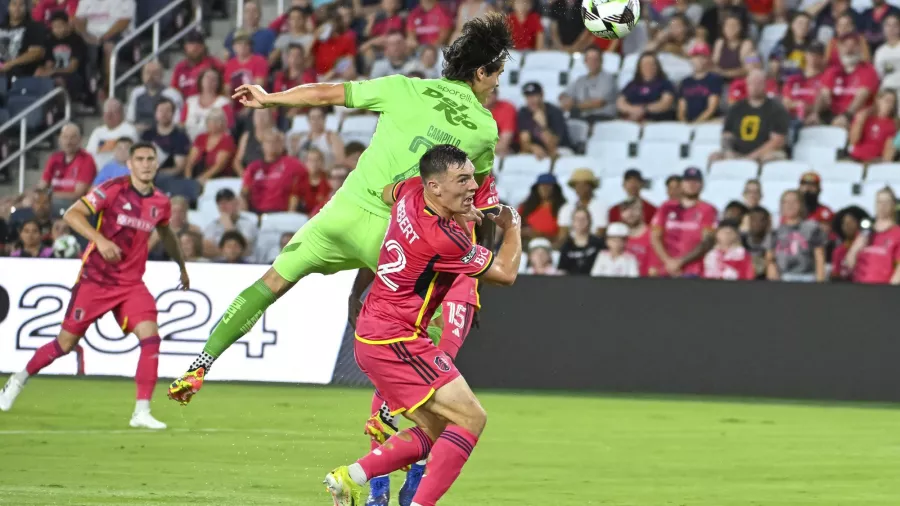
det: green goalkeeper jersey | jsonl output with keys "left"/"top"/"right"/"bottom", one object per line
{"left": 339, "top": 75, "right": 498, "bottom": 219}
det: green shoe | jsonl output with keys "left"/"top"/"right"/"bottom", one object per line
{"left": 324, "top": 466, "right": 364, "bottom": 506}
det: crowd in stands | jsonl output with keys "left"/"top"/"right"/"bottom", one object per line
{"left": 2, "top": 0, "right": 900, "bottom": 284}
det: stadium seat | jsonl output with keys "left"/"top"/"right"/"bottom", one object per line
{"left": 758, "top": 23, "right": 788, "bottom": 61}
{"left": 657, "top": 53, "right": 692, "bottom": 84}
{"left": 542, "top": 85, "right": 566, "bottom": 105}
{"left": 704, "top": 179, "right": 746, "bottom": 211}
{"left": 821, "top": 182, "right": 861, "bottom": 211}
{"left": 517, "top": 69, "right": 564, "bottom": 88}
{"left": 797, "top": 126, "right": 848, "bottom": 148}
{"left": 6, "top": 95, "right": 42, "bottom": 130}
{"left": 864, "top": 163, "right": 900, "bottom": 184}
{"left": 792, "top": 143, "right": 839, "bottom": 164}
{"left": 500, "top": 154, "right": 553, "bottom": 179}
{"left": 634, "top": 142, "right": 683, "bottom": 177}
{"left": 586, "top": 140, "right": 630, "bottom": 169}
{"left": 642, "top": 122, "right": 693, "bottom": 143}
{"left": 692, "top": 123, "right": 723, "bottom": 144}
{"left": 814, "top": 161, "right": 864, "bottom": 182}
{"left": 708, "top": 160, "right": 759, "bottom": 180}
{"left": 522, "top": 50, "right": 571, "bottom": 71}
{"left": 199, "top": 178, "right": 242, "bottom": 207}
{"left": 858, "top": 181, "right": 896, "bottom": 214}
{"left": 553, "top": 155, "right": 597, "bottom": 183}
{"left": 686, "top": 143, "right": 719, "bottom": 169}
{"left": 590, "top": 120, "right": 641, "bottom": 142}
{"left": 566, "top": 118, "right": 590, "bottom": 147}
{"left": 760, "top": 180, "right": 798, "bottom": 211}
{"left": 188, "top": 208, "right": 216, "bottom": 229}
{"left": 341, "top": 115, "right": 377, "bottom": 144}
{"left": 256, "top": 212, "right": 309, "bottom": 263}
{"left": 156, "top": 176, "right": 202, "bottom": 203}
{"left": 759, "top": 160, "right": 812, "bottom": 182}
{"left": 290, "top": 114, "right": 339, "bottom": 133}
{"left": 501, "top": 87, "right": 526, "bottom": 109}
{"left": 496, "top": 171, "right": 536, "bottom": 207}
{"left": 506, "top": 49, "right": 524, "bottom": 69}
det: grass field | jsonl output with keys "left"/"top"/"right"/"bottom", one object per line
{"left": 0, "top": 377, "right": 899, "bottom": 506}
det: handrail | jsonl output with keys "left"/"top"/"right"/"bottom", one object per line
{"left": 0, "top": 87, "right": 71, "bottom": 193}
{"left": 237, "top": 0, "right": 286, "bottom": 29}
{"left": 109, "top": 0, "right": 203, "bottom": 98}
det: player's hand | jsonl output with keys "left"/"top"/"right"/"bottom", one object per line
{"left": 454, "top": 207, "right": 483, "bottom": 229}
{"left": 664, "top": 257, "right": 682, "bottom": 277}
{"left": 96, "top": 237, "right": 122, "bottom": 262}
{"left": 179, "top": 268, "right": 190, "bottom": 290}
{"left": 232, "top": 84, "right": 271, "bottom": 109}
{"left": 487, "top": 205, "right": 520, "bottom": 231}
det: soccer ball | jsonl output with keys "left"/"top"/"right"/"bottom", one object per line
{"left": 53, "top": 235, "right": 81, "bottom": 259}
{"left": 582, "top": 0, "right": 641, "bottom": 40}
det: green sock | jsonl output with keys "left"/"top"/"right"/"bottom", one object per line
{"left": 203, "top": 280, "right": 277, "bottom": 358}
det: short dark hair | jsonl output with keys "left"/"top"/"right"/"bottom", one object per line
{"left": 748, "top": 206, "right": 770, "bottom": 218}
{"left": 50, "top": 10, "right": 69, "bottom": 23}
{"left": 442, "top": 12, "right": 513, "bottom": 82}
{"left": 344, "top": 141, "right": 366, "bottom": 157}
{"left": 117, "top": 136, "right": 134, "bottom": 145}
{"left": 584, "top": 45, "right": 603, "bottom": 57}
{"left": 156, "top": 97, "right": 176, "bottom": 113}
{"left": 129, "top": 141, "right": 157, "bottom": 156}
{"left": 219, "top": 230, "right": 247, "bottom": 250}
{"left": 724, "top": 200, "right": 749, "bottom": 215}
{"left": 665, "top": 175, "right": 682, "bottom": 186}
{"left": 288, "top": 6, "right": 306, "bottom": 16}
{"left": 419, "top": 144, "right": 469, "bottom": 181}
{"left": 718, "top": 219, "right": 741, "bottom": 232}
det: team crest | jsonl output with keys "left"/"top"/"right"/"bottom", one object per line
{"left": 434, "top": 355, "right": 451, "bottom": 372}
{"left": 150, "top": 206, "right": 159, "bottom": 219}
{"left": 73, "top": 308, "right": 85, "bottom": 321}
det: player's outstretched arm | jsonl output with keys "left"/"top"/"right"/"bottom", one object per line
{"left": 64, "top": 200, "right": 121, "bottom": 262}
{"left": 481, "top": 205, "right": 522, "bottom": 286}
{"left": 232, "top": 83, "right": 346, "bottom": 110}
{"left": 157, "top": 224, "right": 191, "bottom": 290}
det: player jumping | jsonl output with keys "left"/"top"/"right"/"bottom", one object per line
{"left": 0, "top": 142, "right": 190, "bottom": 429}
{"left": 326, "top": 144, "right": 522, "bottom": 506}
{"left": 361, "top": 173, "right": 499, "bottom": 506}
{"left": 167, "top": 13, "right": 513, "bottom": 404}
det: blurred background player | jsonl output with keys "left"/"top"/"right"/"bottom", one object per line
{"left": 324, "top": 145, "right": 522, "bottom": 506}
{"left": 168, "top": 14, "right": 514, "bottom": 405}
{"left": 0, "top": 143, "right": 190, "bottom": 429}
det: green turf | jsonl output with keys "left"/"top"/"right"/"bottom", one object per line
{"left": 0, "top": 377, "right": 898, "bottom": 505}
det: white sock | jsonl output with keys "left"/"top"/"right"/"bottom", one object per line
{"left": 415, "top": 459, "right": 427, "bottom": 466}
{"left": 347, "top": 463, "right": 368, "bottom": 486}
{"left": 13, "top": 370, "right": 29, "bottom": 383}
{"left": 134, "top": 400, "right": 151, "bottom": 413}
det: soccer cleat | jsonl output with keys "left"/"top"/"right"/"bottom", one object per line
{"left": 129, "top": 411, "right": 167, "bottom": 430}
{"left": 167, "top": 367, "right": 205, "bottom": 405}
{"left": 365, "top": 476, "right": 390, "bottom": 506}
{"left": 398, "top": 463, "right": 425, "bottom": 506}
{"left": 324, "top": 466, "right": 364, "bottom": 506}
{"left": 364, "top": 411, "right": 398, "bottom": 445}
{"left": 0, "top": 375, "right": 25, "bottom": 412}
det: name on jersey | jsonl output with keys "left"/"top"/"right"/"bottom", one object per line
{"left": 395, "top": 198, "right": 419, "bottom": 244}
{"left": 422, "top": 88, "right": 478, "bottom": 130}
{"left": 117, "top": 214, "right": 155, "bottom": 232}
{"left": 426, "top": 125, "right": 461, "bottom": 147}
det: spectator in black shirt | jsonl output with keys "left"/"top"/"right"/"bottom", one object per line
{"left": 0, "top": 0, "right": 46, "bottom": 78}
{"left": 558, "top": 207, "right": 604, "bottom": 275}
{"left": 518, "top": 81, "right": 572, "bottom": 159}
{"left": 549, "top": 0, "right": 588, "bottom": 52}
{"left": 710, "top": 69, "right": 789, "bottom": 163}
{"left": 743, "top": 206, "right": 771, "bottom": 280}
{"left": 35, "top": 10, "right": 84, "bottom": 98}
{"left": 141, "top": 98, "right": 191, "bottom": 176}
{"left": 7, "top": 189, "right": 53, "bottom": 246}
{"left": 699, "top": 0, "right": 750, "bottom": 46}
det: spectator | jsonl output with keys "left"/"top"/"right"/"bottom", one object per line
{"left": 312, "top": 8, "right": 357, "bottom": 81}
{"left": 608, "top": 169, "right": 658, "bottom": 225}
{"left": 224, "top": 0, "right": 276, "bottom": 59}
{"left": 703, "top": 220, "right": 754, "bottom": 280}
{"left": 765, "top": 189, "right": 826, "bottom": 282}
{"left": 225, "top": 30, "right": 269, "bottom": 98}
{"left": 35, "top": 11, "right": 86, "bottom": 101}
{"left": 242, "top": 130, "right": 309, "bottom": 214}
{"left": 518, "top": 81, "right": 572, "bottom": 158}
{"left": 342, "top": 142, "right": 365, "bottom": 171}
{"left": 141, "top": 98, "right": 191, "bottom": 176}
{"left": 185, "top": 109, "right": 235, "bottom": 184}
{"left": 0, "top": 0, "right": 46, "bottom": 79}
{"left": 234, "top": 109, "right": 276, "bottom": 178}
{"left": 746, "top": 0, "right": 777, "bottom": 24}
{"left": 849, "top": 89, "right": 898, "bottom": 162}
{"left": 179, "top": 230, "right": 207, "bottom": 262}
{"left": 699, "top": 0, "right": 750, "bottom": 46}
{"left": 508, "top": 0, "right": 544, "bottom": 50}
{"left": 202, "top": 188, "right": 259, "bottom": 258}
{"left": 648, "top": 13, "right": 692, "bottom": 58}
{"left": 7, "top": 189, "right": 53, "bottom": 244}
{"left": 298, "top": 148, "right": 333, "bottom": 214}
{"left": 617, "top": 52, "right": 677, "bottom": 122}
{"left": 678, "top": 42, "right": 724, "bottom": 123}
{"left": 665, "top": 174, "right": 682, "bottom": 201}
{"left": 39, "top": 123, "right": 96, "bottom": 204}
{"left": 650, "top": 167, "right": 718, "bottom": 277}
{"left": 590, "top": 222, "right": 639, "bottom": 277}
{"left": 126, "top": 61, "right": 184, "bottom": 132}
{"left": 359, "top": 0, "right": 405, "bottom": 61}
{"left": 525, "top": 237, "right": 563, "bottom": 275}
{"left": 260, "top": 231, "right": 294, "bottom": 263}
{"left": 148, "top": 195, "right": 203, "bottom": 259}
{"left": 271, "top": 44, "right": 316, "bottom": 127}
{"left": 32, "top": 0, "right": 77, "bottom": 26}
{"left": 309, "top": 165, "right": 350, "bottom": 217}
{"left": 831, "top": 209, "right": 864, "bottom": 281}
{"left": 86, "top": 98, "right": 138, "bottom": 168}
{"left": 10, "top": 219, "right": 53, "bottom": 258}
{"left": 402, "top": 44, "right": 441, "bottom": 79}
{"left": 171, "top": 31, "right": 224, "bottom": 98}
{"left": 74, "top": 0, "right": 135, "bottom": 94}
{"left": 49, "top": 218, "right": 80, "bottom": 258}
{"left": 798, "top": 171, "right": 834, "bottom": 231}
{"left": 556, "top": 168, "right": 607, "bottom": 244}
{"left": 815, "top": 35, "right": 879, "bottom": 129}
{"left": 873, "top": 13, "right": 900, "bottom": 76}
{"left": 406, "top": 0, "right": 452, "bottom": 49}
{"left": 621, "top": 197, "right": 658, "bottom": 276}
{"left": 860, "top": 0, "right": 900, "bottom": 50}
{"left": 566, "top": 46, "right": 617, "bottom": 123}
{"left": 727, "top": 53, "right": 779, "bottom": 105}
{"left": 549, "top": 0, "right": 589, "bottom": 53}
{"left": 740, "top": 179, "right": 763, "bottom": 231}
{"left": 485, "top": 88, "right": 516, "bottom": 156}
{"left": 825, "top": 13, "right": 871, "bottom": 67}
{"left": 808, "top": 0, "right": 858, "bottom": 31}
{"left": 271, "top": 7, "right": 313, "bottom": 69}
{"left": 769, "top": 11, "right": 814, "bottom": 82}
{"left": 782, "top": 42, "right": 827, "bottom": 123}
{"left": 269, "top": 0, "right": 313, "bottom": 34}
{"left": 370, "top": 32, "right": 409, "bottom": 78}
{"left": 216, "top": 230, "right": 249, "bottom": 264}
{"left": 520, "top": 173, "right": 566, "bottom": 241}
{"left": 182, "top": 68, "right": 235, "bottom": 140}
{"left": 289, "top": 107, "right": 345, "bottom": 168}
{"left": 92, "top": 137, "right": 132, "bottom": 186}
{"left": 658, "top": 0, "right": 704, "bottom": 25}
{"left": 557, "top": 207, "right": 604, "bottom": 275}
{"left": 744, "top": 206, "right": 771, "bottom": 280}
{"left": 723, "top": 200, "right": 749, "bottom": 225}
{"left": 452, "top": 0, "right": 493, "bottom": 42}
{"left": 711, "top": 69, "right": 789, "bottom": 163}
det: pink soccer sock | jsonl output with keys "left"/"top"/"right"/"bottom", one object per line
{"left": 135, "top": 336, "right": 161, "bottom": 401}
{"left": 25, "top": 340, "right": 67, "bottom": 376}
{"left": 411, "top": 426, "right": 479, "bottom": 506}
{"left": 357, "top": 426, "right": 434, "bottom": 480}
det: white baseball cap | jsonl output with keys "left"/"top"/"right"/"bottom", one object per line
{"left": 606, "top": 222, "right": 629, "bottom": 238}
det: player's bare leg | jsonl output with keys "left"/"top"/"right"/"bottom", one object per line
{"left": 169, "top": 268, "right": 294, "bottom": 404}
{"left": 0, "top": 329, "right": 80, "bottom": 412}
{"left": 129, "top": 321, "right": 166, "bottom": 430}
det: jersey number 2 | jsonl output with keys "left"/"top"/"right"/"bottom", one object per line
{"left": 377, "top": 240, "right": 406, "bottom": 291}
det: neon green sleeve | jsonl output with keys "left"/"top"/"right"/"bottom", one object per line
{"left": 343, "top": 75, "right": 410, "bottom": 112}
{"left": 471, "top": 141, "right": 497, "bottom": 176}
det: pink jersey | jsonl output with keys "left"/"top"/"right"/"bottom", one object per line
{"left": 445, "top": 175, "right": 499, "bottom": 308}
{"left": 79, "top": 177, "right": 172, "bottom": 285}
{"left": 625, "top": 227, "right": 659, "bottom": 277}
{"left": 852, "top": 225, "right": 900, "bottom": 284}
{"left": 355, "top": 180, "right": 494, "bottom": 344}
{"left": 651, "top": 199, "right": 717, "bottom": 276}
{"left": 702, "top": 246, "right": 754, "bottom": 280}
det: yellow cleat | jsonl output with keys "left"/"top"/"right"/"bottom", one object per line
{"left": 364, "top": 411, "right": 398, "bottom": 445}
{"left": 324, "top": 466, "right": 364, "bottom": 506}
{"left": 167, "top": 367, "right": 206, "bottom": 405}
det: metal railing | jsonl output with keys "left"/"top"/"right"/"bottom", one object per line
{"left": 0, "top": 87, "right": 71, "bottom": 193}
{"left": 110, "top": 0, "right": 203, "bottom": 98}
{"left": 237, "top": 0, "right": 287, "bottom": 29}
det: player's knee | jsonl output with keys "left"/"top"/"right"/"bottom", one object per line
{"left": 459, "top": 401, "right": 487, "bottom": 437}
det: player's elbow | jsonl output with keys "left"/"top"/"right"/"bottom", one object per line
{"left": 485, "top": 265, "right": 517, "bottom": 286}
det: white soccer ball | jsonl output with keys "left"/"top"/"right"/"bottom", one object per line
{"left": 53, "top": 235, "right": 81, "bottom": 259}
{"left": 582, "top": 0, "right": 641, "bottom": 40}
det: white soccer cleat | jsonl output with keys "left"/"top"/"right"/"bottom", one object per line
{"left": 129, "top": 411, "right": 167, "bottom": 430}
{"left": 0, "top": 375, "right": 25, "bottom": 412}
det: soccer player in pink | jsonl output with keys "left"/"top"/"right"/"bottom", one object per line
{"left": 650, "top": 167, "right": 718, "bottom": 278}
{"left": 362, "top": 174, "right": 499, "bottom": 506}
{"left": 325, "top": 145, "right": 522, "bottom": 506}
{"left": 843, "top": 187, "right": 900, "bottom": 284}
{"left": 0, "top": 142, "right": 190, "bottom": 429}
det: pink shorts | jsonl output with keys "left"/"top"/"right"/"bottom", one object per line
{"left": 354, "top": 336, "right": 460, "bottom": 415}
{"left": 437, "top": 301, "right": 475, "bottom": 361}
{"left": 62, "top": 281, "right": 157, "bottom": 336}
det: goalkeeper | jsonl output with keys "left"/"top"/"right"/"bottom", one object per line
{"left": 168, "top": 13, "right": 514, "bottom": 404}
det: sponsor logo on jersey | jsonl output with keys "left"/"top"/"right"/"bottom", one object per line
{"left": 461, "top": 245, "right": 477, "bottom": 264}
{"left": 421, "top": 88, "right": 478, "bottom": 130}
{"left": 117, "top": 214, "right": 155, "bottom": 232}
{"left": 123, "top": 202, "right": 133, "bottom": 211}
